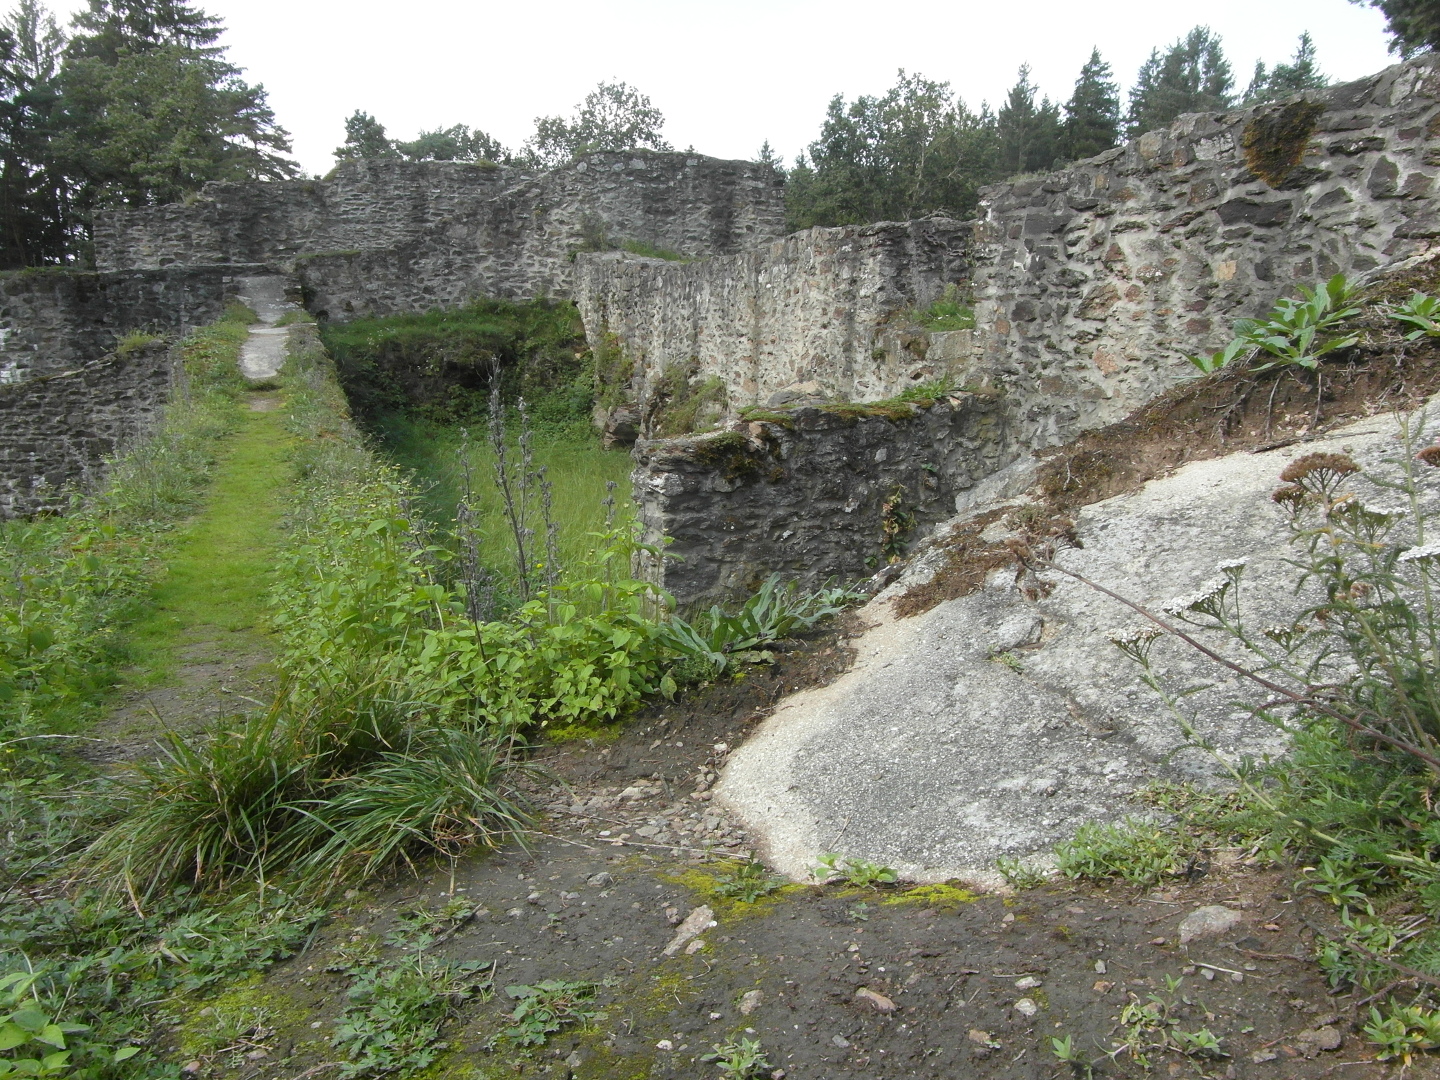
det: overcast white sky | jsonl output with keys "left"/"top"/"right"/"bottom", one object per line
{"left": 47, "top": 0, "right": 1401, "bottom": 176}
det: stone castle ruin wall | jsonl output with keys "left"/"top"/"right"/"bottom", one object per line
{"left": 0, "top": 339, "right": 176, "bottom": 517}
{"left": 574, "top": 218, "right": 971, "bottom": 428}
{"left": 4, "top": 54, "right": 1439, "bottom": 582}
{"left": 623, "top": 56, "right": 1440, "bottom": 601}
{"left": 0, "top": 152, "right": 782, "bottom": 516}
{"left": 95, "top": 154, "right": 788, "bottom": 319}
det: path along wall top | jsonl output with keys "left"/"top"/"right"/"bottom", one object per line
{"left": 93, "top": 153, "right": 787, "bottom": 317}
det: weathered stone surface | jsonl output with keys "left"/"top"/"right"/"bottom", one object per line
{"left": 1178, "top": 905, "right": 1246, "bottom": 944}
{"left": 632, "top": 395, "right": 1009, "bottom": 603}
{"left": 95, "top": 153, "right": 786, "bottom": 318}
{"left": 0, "top": 266, "right": 256, "bottom": 383}
{"left": 624, "top": 56, "right": 1440, "bottom": 602}
{"left": 575, "top": 218, "right": 971, "bottom": 421}
{"left": 715, "top": 410, "right": 1434, "bottom": 883}
{"left": 0, "top": 340, "right": 176, "bottom": 517}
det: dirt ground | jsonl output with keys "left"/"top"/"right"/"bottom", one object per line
{"left": 182, "top": 627, "right": 1436, "bottom": 1080}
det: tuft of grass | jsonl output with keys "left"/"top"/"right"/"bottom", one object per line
{"left": 620, "top": 238, "right": 690, "bottom": 262}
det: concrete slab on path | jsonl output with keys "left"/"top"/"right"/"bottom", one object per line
{"left": 236, "top": 275, "right": 299, "bottom": 380}
{"left": 715, "top": 409, "right": 1440, "bottom": 886}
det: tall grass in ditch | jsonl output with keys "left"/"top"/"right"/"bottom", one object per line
{"left": 379, "top": 411, "right": 633, "bottom": 596}
{"left": 0, "top": 308, "right": 254, "bottom": 737}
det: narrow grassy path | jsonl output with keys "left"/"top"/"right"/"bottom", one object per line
{"left": 98, "top": 396, "right": 293, "bottom": 746}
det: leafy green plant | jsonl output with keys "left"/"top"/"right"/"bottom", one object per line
{"left": 701, "top": 1036, "right": 771, "bottom": 1079}
{"left": 1387, "top": 292, "right": 1440, "bottom": 340}
{"left": 658, "top": 575, "right": 860, "bottom": 679}
{"left": 811, "top": 854, "right": 897, "bottom": 887}
{"left": 502, "top": 980, "right": 597, "bottom": 1046}
{"left": 1055, "top": 819, "right": 1190, "bottom": 887}
{"left": 1187, "top": 273, "right": 1361, "bottom": 374}
{"left": 0, "top": 973, "right": 104, "bottom": 1080}
{"left": 994, "top": 856, "right": 1049, "bottom": 889}
{"left": 712, "top": 859, "right": 786, "bottom": 903}
{"left": 333, "top": 954, "right": 489, "bottom": 1078}
{"left": 1365, "top": 1004, "right": 1440, "bottom": 1064}
{"left": 1050, "top": 1033, "right": 1095, "bottom": 1078}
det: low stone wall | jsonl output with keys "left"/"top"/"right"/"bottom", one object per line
{"left": 575, "top": 218, "right": 971, "bottom": 431}
{"left": 0, "top": 266, "right": 255, "bottom": 382}
{"left": 0, "top": 340, "right": 175, "bottom": 517}
{"left": 632, "top": 394, "right": 1010, "bottom": 603}
{"left": 94, "top": 153, "right": 787, "bottom": 317}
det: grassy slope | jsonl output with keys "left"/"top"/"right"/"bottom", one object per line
{"left": 124, "top": 404, "right": 292, "bottom": 684}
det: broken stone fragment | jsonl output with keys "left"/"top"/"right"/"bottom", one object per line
{"left": 663, "top": 905, "right": 716, "bottom": 956}
{"left": 854, "top": 987, "right": 896, "bottom": 1013}
{"left": 1178, "top": 904, "right": 1245, "bottom": 944}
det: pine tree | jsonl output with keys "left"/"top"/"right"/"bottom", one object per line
{"left": 0, "top": 0, "right": 69, "bottom": 266}
{"left": 1062, "top": 48, "right": 1120, "bottom": 161}
{"left": 996, "top": 64, "right": 1062, "bottom": 175}
{"left": 754, "top": 140, "right": 784, "bottom": 176}
{"left": 333, "top": 110, "right": 396, "bottom": 161}
{"left": 1244, "top": 32, "right": 1329, "bottom": 103}
{"left": 1126, "top": 26, "right": 1235, "bottom": 137}
{"left": 59, "top": 0, "right": 295, "bottom": 211}
{"left": 1353, "top": 0, "right": 1440, "bottom": 56}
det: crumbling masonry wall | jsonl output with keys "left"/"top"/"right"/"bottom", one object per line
{"left": 0, "top": 266, "right": 253, "bottom": 383}
{"left": 633, "top": 396, "right": 1008, "bottom": 603}
{"left": 622, "top": 55, "right": 1440, "bottom": 601}
{"left": 971, "top": 56, "right": 1440, "bottom": 449}
{"left": 94, "top": 153, "right": 788, "bottom": 320}
{"left": 0, "top": 340, "right": 175, "bottom": 517}
{"left": 575, "top": 218, "right": 971, "bottom": 430}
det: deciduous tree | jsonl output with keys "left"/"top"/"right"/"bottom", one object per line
{"left": 523, "top": 80, "right": 670, "bottom": 167}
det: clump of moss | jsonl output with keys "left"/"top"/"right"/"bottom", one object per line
{"left": 620, "top": 239, "right": 691, "bottom": 262}
{"left": 820, "top": 400, "right": 920, "bottom": 423}
{"left": 881, "top": 882, "right": 979, "bottom": 912}
{"left": 649, "top": 361, "right": 727, "bottom": 436}
{"left": 686, "top": 431, "right": 774, "bottom": 485}
{"left": 1242, "top": 99, "right": 1326, "bottom": 187}
{"left": 115, "top": 330, "right": 163, "bottom": 356}
{"left": 736, "top": 407, "right": 795, "bottom": 428}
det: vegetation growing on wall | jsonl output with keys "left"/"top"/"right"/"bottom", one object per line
{"left": 320, "top": 299, "right": 593, "bottom": 435}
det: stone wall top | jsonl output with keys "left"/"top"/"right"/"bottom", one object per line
{"left": 93, "top": 152, "right": 788, "bottom": 310}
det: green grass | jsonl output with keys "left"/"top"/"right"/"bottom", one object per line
{"left": 125, "top": 400, "right": 292, "bottom": 683}
{"left": 377, "top": 415, "right": 633, "bottom": 588}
